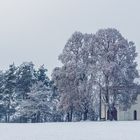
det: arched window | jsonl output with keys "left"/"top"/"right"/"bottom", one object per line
{"left": 134, "top": 110, "right": 137, "bottom": 120}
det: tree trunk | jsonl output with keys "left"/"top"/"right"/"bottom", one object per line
{"left": 99, "top": 87, "right": 102, "bottom": 120}
{"left": 83, "top": 109, "right": 88, "bottom": 121}
{"left": 67, "top": 112, "right": 70, "bottom": 122}
{"left": 70, "top": 108, "right": 73, "bottom": 122}
{"left": 36, "top": 112, "right": 41, "bottom": 123}
{"left": 7, "top": 113, "right": 10, "bottom": 123}
{"left": 5, "top": 114, "right": 8, "bottom": 123}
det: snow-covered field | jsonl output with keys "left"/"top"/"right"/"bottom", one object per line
{"left": 0, "top": 121, "right": 140, "bottom": 140}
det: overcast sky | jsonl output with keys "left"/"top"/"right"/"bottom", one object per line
{"left": 0, "top": 0, "right": 140, "bottom": 76}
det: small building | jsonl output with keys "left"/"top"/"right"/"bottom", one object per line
{"left": 119, "top": 95, "right": 140, "bottom": 121}
{"left": 101, "top": 95, "right": 140, "bottom": 121}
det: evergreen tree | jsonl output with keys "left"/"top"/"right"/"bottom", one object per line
{"left": 15, "top": 62, "right": 36, "bottom": 122}
{"left": 0, "top": 71, "right": 5, "bottom": 122}
{"left": 17, "top": 81, "right": 54, "bottom": 123}
{"left": 16, "top": 62, "right": 36, "bottom": 100}
{"left": 3, "top": 64, "right": 17, "bottom": 122}
{"left": 37, "top": 65, "right": 50, "bottom": 86}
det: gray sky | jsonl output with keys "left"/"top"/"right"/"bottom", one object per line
{"left": 0, "top": 0, "right": 140, "bottom": 76}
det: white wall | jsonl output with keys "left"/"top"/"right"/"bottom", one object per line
{"left": 118, "top": 95, "right": 140, "bottom": 121}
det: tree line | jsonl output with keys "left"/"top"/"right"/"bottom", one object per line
{"left": 0, "top": 62, "right": 59, "bottom": 122}
{"left": 0, "top": 28, "right": 139, "bottom": 123}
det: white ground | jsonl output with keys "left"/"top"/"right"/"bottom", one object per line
{"left": 0, "top": 121, "right": 139, "bottom": 140}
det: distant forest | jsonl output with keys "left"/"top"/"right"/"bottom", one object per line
{"left": 0, "top": 28, "right": 139, "bottom": 123}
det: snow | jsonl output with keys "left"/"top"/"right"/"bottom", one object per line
{"left": 0, "top": 121, "right": 140, "bottom": 140}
